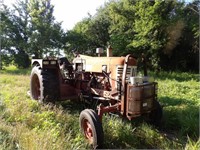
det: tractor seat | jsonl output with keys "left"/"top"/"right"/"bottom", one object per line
{"left": 58, "top": 57, "right": 71, "bottom": 66}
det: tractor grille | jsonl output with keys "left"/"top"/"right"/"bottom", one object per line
{"left": 116, "top": 65, "right": 137, "bottom": 81}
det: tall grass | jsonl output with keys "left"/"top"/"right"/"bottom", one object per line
{"left": 0, "top": 68, "right": 199, "bottom": 149}
{"left": 0, "top": 65, "right": 30, "bottom": 75}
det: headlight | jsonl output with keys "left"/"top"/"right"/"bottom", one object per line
{"left": 50, "top": 61, "right": 57, "bottom": 65}
{"left": 43, "top": 61, "right": 49, "bottom": 65}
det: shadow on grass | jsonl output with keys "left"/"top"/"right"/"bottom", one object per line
{"left": 102, "top": 114, "right": 185, "bottom": 149}
{"left": 159, "top": 96, "right": 197, "bottom": 106}
{"left": 55, "top": 100, "right": 84, "bottom": 115}
{"left": 159, "top": 96, "right": 199, "bottom": 140}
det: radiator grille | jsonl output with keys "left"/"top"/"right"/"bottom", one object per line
{"left": 116, "top": 65, "right": 137, "bottom": 81}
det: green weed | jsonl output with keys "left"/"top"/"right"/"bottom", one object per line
{"left": 185, "top": 137, "right": 200, "bottom": 150}
{"left": 0, "top": 65, "right": 30, "bottom": 75}
{"left": 157, "top": 76, "right": 199, "bottom": 140}
{"left": 102, "top": 115, "right": 183, "bottom": 149}
{"left": 0, "top": 118, "right": 18, "bottom": 150}
{"left": 0, "top": 68, "right": 199, "bottom": 149}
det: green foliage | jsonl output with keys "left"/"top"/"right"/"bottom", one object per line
{"left": 108, "top": 0, "right": 135, "bottom": 55}
{"left": 131, "top": 0, "right": 165, "bottom": 51}
{"left": 14, "top": 50, "right": 30, "bottom": 68}
{"left": 185, "top": 137, "right": 200, "bottom": 150}
{"left": 0, "top": 65, "right": 30, "bottom": 75}
{"left": 66, "top": 20, "right": 91, "bottom": 54}
{"left": 67, "top": 0, "right": 198, "bottom": 72}
{"left": 27, "top": 0, "right": 65, "bottom": 58}
{"left": 1, "top": 0, "right": 65, "bottom": 68}
{"left": 1, "top": 0, "right": 198, "bottom": 71}
{"left": 66, "top": 8, "right": 110, "bottom": 55}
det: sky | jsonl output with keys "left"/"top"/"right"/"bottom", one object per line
{"left": 51, "top": 0, "right": 108, "bottom": 30}
{"left": 3, "top": 0, "right": 193, "bottom": 30}
{"left": 3, "top": 0, "right": 109, "bottom": 30}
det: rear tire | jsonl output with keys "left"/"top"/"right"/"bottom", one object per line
{"left": 30, "top": 66, "right": 59, "bottom": 103}
{"left": 79, "top": 109, "right": 104, "bottom": 149}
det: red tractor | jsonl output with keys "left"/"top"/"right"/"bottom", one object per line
{"left": 30, "top": 47, "right": 162, "bottom": 148}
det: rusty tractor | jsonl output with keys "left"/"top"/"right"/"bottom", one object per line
{"left": 30, "top": 47, "right": 162, "bottom": 148}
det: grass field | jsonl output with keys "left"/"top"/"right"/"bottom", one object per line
{"left": 0, "top": 66, "right": 199, "bottom": 149}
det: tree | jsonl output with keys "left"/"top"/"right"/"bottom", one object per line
{"left": 65, "top": 17, "right": 92, "bottom": 54}
{"left": 108, "top": 0, "right": 136, "bottom": 56}
{"left": 87, "top": 6, "right": 111, "bottom": 50}
{"left": 27, "top": 0, "right": 65, "bottom": 58}
{"left": 66, "top": 8, "right": 110, "bottom": 56}
{"left": 62, "top": 0, "right": 199, "bottom": 72}
{"left": 0, "top": 5, "right": 20, "bottom": 68}
{"left": 1, "top": 0, "right": 65, "bottom": 68}
{"left": 159, "top": 0, "right": 199, "bottom": 71}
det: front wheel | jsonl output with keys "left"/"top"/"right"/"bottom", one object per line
{"left": 79, "top": 109, "right": 104, "bottom": 149}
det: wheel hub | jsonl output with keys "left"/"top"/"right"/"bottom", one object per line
{"left": 83, "top": 119, "right": 93, "bottom": 144}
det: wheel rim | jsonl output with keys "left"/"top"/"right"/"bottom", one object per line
{"left": 32, "top": 74, "right": 40, "bottom": 100}
{"left": 83, "top": 119, "right": 93, "bottom": 144}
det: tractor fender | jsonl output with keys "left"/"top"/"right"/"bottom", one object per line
{"left": 32, "top": 59, "right": 43, "bottom": 68}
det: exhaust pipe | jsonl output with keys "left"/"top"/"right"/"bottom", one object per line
{"left": 107, "top": 45, "right": 113, "bottom": 57}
